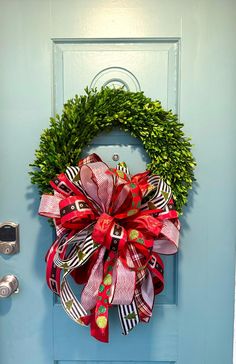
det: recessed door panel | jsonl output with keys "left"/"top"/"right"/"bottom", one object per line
{"left": 53, "top": 39, "right": 179, "bottom": 362}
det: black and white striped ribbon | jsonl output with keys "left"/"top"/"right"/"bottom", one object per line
{"left": 60, "top": 277, "right": 88, "bottom": 324}
{"left": 54, "top": 224, "right": 96, "bottom": 269}
{"left": 58, "top": 230, "right": 99, "bottom": 324}
{"left": 116, "top": 163, "right": 130, "bottom": 176}
{"left": 118, "top": 299, "right": 140, "bottom": 335}
{"left": 65, "top": 166, "right": 80, "bottom": 185}
{"left": 141, "top": 175, "right": 172, "bottom": 210}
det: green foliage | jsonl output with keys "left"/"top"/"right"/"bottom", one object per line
{"left": 30, "top": 87, "right": 196, "bottom": 213}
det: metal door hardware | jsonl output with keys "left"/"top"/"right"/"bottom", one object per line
{"left": 0, "top": 275, "right": 19, "bottom": 298}
{"left": 0, "top": 222, "right": 20, "bottom": 255}
{"left": 112, "top": 154, "right": 120, "bottom": 161}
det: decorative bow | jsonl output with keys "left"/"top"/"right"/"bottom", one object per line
{"left": 39, "top": 153, "right": 180, "bottom": 342}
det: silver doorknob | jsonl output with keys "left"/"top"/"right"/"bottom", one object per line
{"left": 0, "top": 275, "right": 19, "bottom": 298}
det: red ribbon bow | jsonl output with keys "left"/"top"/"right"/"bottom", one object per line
{"left": 39, "top": 153, "right": 180, "bottom": 342}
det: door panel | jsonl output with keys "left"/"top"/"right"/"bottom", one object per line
{"left": 54, "top": 40, "right": 179, "bottom": 114}
{"left": 54, "top": 304, "right": 177, "bottom": 361}
{"left": 0, "top": 1, "right": 235, "bottom": 364}
{"left": 53, "top": 39, "right": 179, "bottom": 362}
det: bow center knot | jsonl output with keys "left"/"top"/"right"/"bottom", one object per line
{"left": 92, "top": 213, "right": 127, "bottom": 251}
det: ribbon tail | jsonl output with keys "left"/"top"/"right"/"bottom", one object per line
{"left": 81, "top": 247, "right": 106, "bottom": 310}
{"left": 112, "top": 257, "right": 135, "bottom": 305}
{"left": 46, "top": 232, "right": 70, "bottom": 294}
{"left": 54, "top": 226, "right": 100, "bottom": 327}
{"left": 60, "top": 273, "right": 88, "bottom": 325}
{"left": 135, "top": 270, "right": 154, "bottom": 323}
{"left": 118, "top": 299, "right": 140, "bottom": 335}
{"left": 140, "top": 269, "right": 155, "bottom": 316}
{"left": 90, "top": 311, "right": 109, "bottom": 343}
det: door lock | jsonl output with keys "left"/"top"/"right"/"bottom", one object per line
{"left": 0, "top": 222, "right": 20, "bottom": 255}
{"left": 0, "top": 275, "right": 19, "bottom": 298}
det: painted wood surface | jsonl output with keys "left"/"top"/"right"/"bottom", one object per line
{"left": 0, "top": 1, "right": 235, "bottom": 364}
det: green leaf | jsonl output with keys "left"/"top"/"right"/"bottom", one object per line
{"left": 65, "top": 299, "right": 73, "bottom": 311}
{"left": 77, "top": 250, "right": 86, "bottom": 261}
{"left": 161, "top": 190, "right": 169, "bottom": 201}
{"left": 61, "top": 263, "right": 69, "bottom": 271}
{"left": 124, "top": 312, "right": 137, "bottom": 320}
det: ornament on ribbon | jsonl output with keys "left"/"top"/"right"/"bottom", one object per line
{"left": 39, "top": 153, "right": 180, "bottom": 343}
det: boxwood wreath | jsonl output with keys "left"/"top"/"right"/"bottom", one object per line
{"left": 30, "top": 87, "right": 196, "bottom": 342}
{"left": 30, "top": 87, "right": 196, "bottom": 213}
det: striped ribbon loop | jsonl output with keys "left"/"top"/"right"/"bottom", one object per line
{"left": 53, "top": 224, "right": 97, "bottom": 269}
{"left": 141, "top": 175, "right": 172, "bottom": 210}
{"left": 60, "top": 277, "right": 88, "bottom": 324}
{"left": 58, "top": 226, "right": 99, "bottom": 325}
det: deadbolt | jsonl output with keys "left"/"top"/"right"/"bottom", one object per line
{"left": 0, "top": 275, "right": 19, "bottom": 298}
{"left": 0, "top": 222, "right": 20, "bottom": 255}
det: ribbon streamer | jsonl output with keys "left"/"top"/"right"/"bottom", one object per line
{"left": 39, "top": 153, "right": 180, "bottom": 342}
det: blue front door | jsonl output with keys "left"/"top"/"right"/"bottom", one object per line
{"left": 0, "top": 2, "right": 235, "bottom": 364}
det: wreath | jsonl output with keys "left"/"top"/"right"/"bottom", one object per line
{"left": 30, "top": 88, "right": 196, "bottom": 342}
{"left": 30, "top": 87, "right": 196, "bottom": 213}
